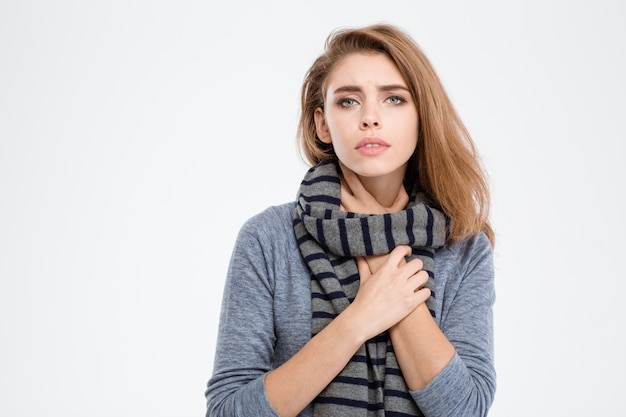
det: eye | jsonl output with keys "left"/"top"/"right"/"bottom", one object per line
{"left": 338, "top": 98, "right": 358, "bottom": 107}
{"left": 386, "top": 95, "right": 406, "bottom": 105}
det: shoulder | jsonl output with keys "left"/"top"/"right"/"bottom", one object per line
{"left": 441, "top": 232, "right": 493, "bottom": 265}
{"left": 233, "top": 202, "right": 300, "bottom": 265}
{"left": 238, "top": 202, "right": 297, "bottom": 241}
{"left": 225, "top": 202, "right": 301, "bottom": 291}
{"left": 435, "top": 232, "right": 494, "bottom": 286}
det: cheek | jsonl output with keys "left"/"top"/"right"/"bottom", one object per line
{"left": 325, "top": 117, "right": 352, "bottom": 146}
{"left": 402, "top": 116, "right": 419, "bottom": 143}
{"left": 325, "top": 112, "right": 347, "bottom": 134}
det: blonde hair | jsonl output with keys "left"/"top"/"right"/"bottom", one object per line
{"left": 297, "top": 24, "right": 494, "bottom": 246}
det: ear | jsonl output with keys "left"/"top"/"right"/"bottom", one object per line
{"left": 314, "top": 107, "right": 332, "bottom": 144}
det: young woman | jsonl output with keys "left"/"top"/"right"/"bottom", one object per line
{"left": 205, "top": 24, "right": 496, "bottom": 417}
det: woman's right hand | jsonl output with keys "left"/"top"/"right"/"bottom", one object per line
{"left": 346, "top": 245, "right": 431, "bottom": 339}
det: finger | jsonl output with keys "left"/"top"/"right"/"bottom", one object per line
{"left": 406, "top": 270, "right": 430, "bottom": 296}
{"left": 387, "top": 245, "right": 413, "bottom": 267}
{"left": 398, "top": 263, "right": 427, "bottom": 289}
{"left": 406, "top": 257, "right": 424, "bottom": 271}
{"left": 363, "top": 254, "right": 388, "bottom": 274}
{"left": 414, "top": 287, "right": 432, "bottom": 303}
{"left": 410, "top": 269, "right": 429, "bottom": 288}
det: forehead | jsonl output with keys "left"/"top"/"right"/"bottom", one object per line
{"left": 325, "top": 52, "right": 406, "bottom": 92}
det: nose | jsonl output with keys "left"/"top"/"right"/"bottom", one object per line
{"left": 361, "top": 118, "right": 380, "bottom": 129}
{"left": 360, "top": 105, "right": 380, "bottom": 130}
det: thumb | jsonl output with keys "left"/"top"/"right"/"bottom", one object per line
{"left": 356, "top": 257, "right": 372, "bottom": 284}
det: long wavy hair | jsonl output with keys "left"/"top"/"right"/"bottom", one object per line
{"left": 297, "top": 23, "right": 494, "bottom": 246}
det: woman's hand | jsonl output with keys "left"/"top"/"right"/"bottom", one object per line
{"left": 346, "top": 245, "right": 431, "bottom": 339}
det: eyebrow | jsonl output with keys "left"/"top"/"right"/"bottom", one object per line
{"left": 332, "top": 84, "right": 410, "bottom": 95}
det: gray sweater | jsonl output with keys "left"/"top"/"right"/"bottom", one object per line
{"left": 205, "top": 202, "right": 496, "bottom": 417}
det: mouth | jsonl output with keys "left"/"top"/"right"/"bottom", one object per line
{"left": 355, "top": 137, "right": 390, "bottom": 155}
{"left": 355, "top": 137, "right": 390, "bottom": 149}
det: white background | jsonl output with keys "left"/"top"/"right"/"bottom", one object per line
{"left": 1, "top": 1, "right": 625, "bottom": 416}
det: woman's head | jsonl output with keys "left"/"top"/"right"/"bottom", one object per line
{"left": 299, "top": 24, "right": 432, "bottom": 165}
{"left": 313, "top": 51, "right": 419, "bottom": 186}
{"left": 297, "top": 23, "right": 494, "bottom": 245}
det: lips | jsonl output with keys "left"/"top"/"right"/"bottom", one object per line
{"left": 355, "top": 137, "right": 390, "bottom": 155}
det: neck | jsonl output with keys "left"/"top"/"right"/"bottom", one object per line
{"left": 358, "top": 171, "right": 405, "bottom": 208}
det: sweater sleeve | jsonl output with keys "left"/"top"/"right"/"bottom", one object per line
{"left": 411, "top": 232, "right": 497, "bottom": 417}
{"left": 204, "top": 215, "right": 281, "bottom": 417}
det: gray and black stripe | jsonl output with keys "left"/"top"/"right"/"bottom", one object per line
{"left": 293, "top": 159, "right": 447, "bottom": 416}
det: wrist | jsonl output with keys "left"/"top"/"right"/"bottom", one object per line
{"left": 390, "top": 303, "right": 431, "bottom": 335}
{"left": 340, "top": 303, "right": 376, "bottom": 345}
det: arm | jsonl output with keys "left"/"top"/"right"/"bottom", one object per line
{"left": 355, "top": 233, "right": 496, "bottom": 417}
{"left": 341, "top": 168, "right": 496, "bottom": 417}
{"left": 205, "top": 223, "right": 282, "bottom": 417}
{"left": 340, "top": 166, "right": 454, "bottom": 390}
{"left": 355, "top": 258, "right": 455, "bottom": 390}
{"left": 206, "top": 213, "right": 431, "bottom": 417}
{"left": 412, "top": 234, "right": 496, "bottom": 417}
{"left": 265, "top": 245, "right": 430, "bottom": 417}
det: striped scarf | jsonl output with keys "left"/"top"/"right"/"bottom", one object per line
{"left": 292, "top": 159, "right": 447, "bottom": 416}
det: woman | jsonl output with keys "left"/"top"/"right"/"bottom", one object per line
{"left": 205, "top": 23, "right": 496, "bottom": 417}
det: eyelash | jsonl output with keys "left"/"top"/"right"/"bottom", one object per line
{"left": 386, "top": 95, "right": 405, "bottom": 105}
{"left": 337, "top": 95, "right": 406, "bottom": 108}
{"left": 338, "top": 98, "right": 357, "bottom": 107}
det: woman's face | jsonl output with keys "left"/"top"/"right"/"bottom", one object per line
{"left": 315, "top": 52, "right": 418, "bottom": 182}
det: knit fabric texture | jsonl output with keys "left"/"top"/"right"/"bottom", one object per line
{"left": 292, "top": 159, "right": 448, "bottom": 416}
